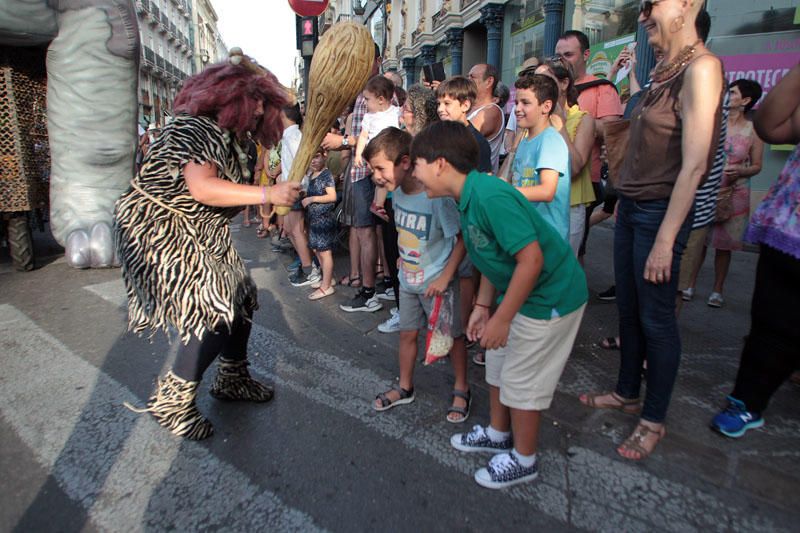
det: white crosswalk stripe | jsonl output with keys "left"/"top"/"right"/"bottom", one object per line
{"left": 0, "top": 304, "right": 324, "bottom": 533}
{"left": 64, "top": 279, "right": 784, "bottom": 531}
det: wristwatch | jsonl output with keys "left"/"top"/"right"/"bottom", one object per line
{"left": 341, "top": 135, "right": 350, "bottom": 147}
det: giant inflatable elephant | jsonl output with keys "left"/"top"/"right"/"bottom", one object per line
{"left": 0, "top": 0, "right": 139, "bottom": 268}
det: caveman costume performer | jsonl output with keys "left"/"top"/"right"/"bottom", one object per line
{"left": 119, "top": 23, "right": 375, "bottom": 441}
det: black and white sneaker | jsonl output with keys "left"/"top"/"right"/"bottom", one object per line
{"left": 376, "top": 284, "right": 395, "bottom": 301}
{"left": 450, "top": 424, "right": 513, "bottom": 453}
{"left": 474, "top": 452, "right": 538, "bottom": 489}
{"left": 339, "top": 288, "right": 383, "bottom": 313}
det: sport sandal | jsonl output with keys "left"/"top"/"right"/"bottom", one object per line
{"left": 446, "top": 389, "right": 471, "bottom": 424}
{"left": 374, "top": 384, "right": 415, "bottom": 412}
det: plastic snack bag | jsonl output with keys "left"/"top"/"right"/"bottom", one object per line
{"left": 424, "top": 291, "right": 455, "bottom": 365}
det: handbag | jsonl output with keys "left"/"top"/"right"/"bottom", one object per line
{"left": 715, "top": 186, "right": 733, "bottom": 223}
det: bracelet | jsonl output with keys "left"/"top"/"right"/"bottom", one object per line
{"left": 474, "top": 303, "right": 491, "bottom": 309}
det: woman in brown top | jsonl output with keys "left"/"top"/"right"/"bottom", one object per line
{"left": 580, "top": 0, "right": 724, "bottom": 460}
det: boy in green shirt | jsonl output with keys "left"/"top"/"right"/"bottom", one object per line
{"left": 410, "top": 120, "right": 588, "bottom": 489}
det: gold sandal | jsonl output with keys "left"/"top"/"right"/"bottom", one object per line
{"left": 580, "top": 391, "right": 641, "bottom": 414}
{"left": 618, "top": 423, "right": 666, "bottom": 461}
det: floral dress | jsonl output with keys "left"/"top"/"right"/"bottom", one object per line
{"left": 306, "top": 169, "right": 337, "bottom": 251}
{"left": 710, "top": 121, "right": 755, "bottom": 251}
{"left": 114, "top": 115, "right": 257, "bottom": 343}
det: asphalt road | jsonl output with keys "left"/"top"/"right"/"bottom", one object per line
{"left": 1, "top": 218, "right": 798, "bottom": 532}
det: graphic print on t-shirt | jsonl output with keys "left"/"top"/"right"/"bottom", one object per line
{"left": 396, "top": 208, "right": 432, "bottom": 288}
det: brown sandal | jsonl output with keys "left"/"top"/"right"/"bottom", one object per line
{"left": 580, "top": 391, "right": 641, "bottom": 414}
{"left": 617, "top": 423, "right": 666, "bottom": 461}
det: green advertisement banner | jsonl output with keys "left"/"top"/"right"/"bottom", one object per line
{"left": 586, "top": 33, "right": 637, "bottom": 99}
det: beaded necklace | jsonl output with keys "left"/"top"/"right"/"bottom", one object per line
{"left": 651, "top": 40, "right": 702, "bottom": 83}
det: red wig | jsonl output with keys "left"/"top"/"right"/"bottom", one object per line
{"left": 173, "top": 60, "right": 290, "bottom": 147}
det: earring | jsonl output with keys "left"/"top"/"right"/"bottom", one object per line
{"left": 670, "top": 15, "right": 686, "bottom": 33}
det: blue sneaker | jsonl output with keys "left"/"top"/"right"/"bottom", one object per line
{"left": 711, "top": 396, "right": 764, "bottom": 438}
{"left": 286, "top": 256, "right": 301, "bottom": 272}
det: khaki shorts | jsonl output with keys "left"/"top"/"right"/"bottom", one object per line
{"left": 678, "top": 226, "right": 710, "bottom": 291}
{"left": 485, "top": 304, "right": 585, "bottom": 411}
{"left": 398, "top": 283, "right": 464, "bottom": 337}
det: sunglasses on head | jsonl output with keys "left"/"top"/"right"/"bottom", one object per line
{"left": 639, "top": 0, "right": 662, "bottom": 19}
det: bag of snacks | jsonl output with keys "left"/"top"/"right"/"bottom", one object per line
{"left": 424, "top": 291, "right": 455, "bottom": 365}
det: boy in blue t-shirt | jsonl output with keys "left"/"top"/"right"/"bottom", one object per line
{"left": 511, "top": 74, "right": 571, "bottom": 241}
{"left": 410, "top": 120, "right": 587, "bottom": 490}
{"left": 364, "top": 127, "right": 472, "bottom": 424}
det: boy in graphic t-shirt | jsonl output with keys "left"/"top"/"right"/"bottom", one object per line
{"left": 512, "top": 74, "right": 571, "bottom": 241}
{"left": 364, "top": 127, "right": 472, "bottom": 424}
{"left": 410, "top": 120, "right": 587, "bottom": 490}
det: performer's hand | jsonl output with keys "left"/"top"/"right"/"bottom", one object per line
{"left": 269, "top": 181, "right": 302, "bottom": 207}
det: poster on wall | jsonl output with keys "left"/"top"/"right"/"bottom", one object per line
{"left": 586, "top": 33, "right": 637, "bottom": 100}
{"left": 719, "top": 52, "right": 799, "bottom": 98}
{"left": 719, "top": 50, "right": 800, "bottom": 151}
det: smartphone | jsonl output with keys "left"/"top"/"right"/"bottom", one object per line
{"left": 423, "top": 61, "right": 447, "bottom": 83}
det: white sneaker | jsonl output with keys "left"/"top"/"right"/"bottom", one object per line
{"left": 707, "top": 292, "right": 724, "bottom": 308}
{"left": 378, "top": 311, "right": 401, "bottom": 333}
{"left": 306, "top": 267, "right": 321, "bottom": 285}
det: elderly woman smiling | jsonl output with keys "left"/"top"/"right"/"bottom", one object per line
{"left": 580, "top": 0, "right": 725, "bottom": 460}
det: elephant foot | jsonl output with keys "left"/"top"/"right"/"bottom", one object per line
{"left": 66, "top": 222, "right": 119, "bottom": 269}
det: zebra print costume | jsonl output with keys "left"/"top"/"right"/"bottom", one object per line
{"left": 115, "top": 115, "right": 257, "bottom": 344}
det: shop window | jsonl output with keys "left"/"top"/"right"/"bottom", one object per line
{"left": 570, "top": 0, "right": 638, "bottom": 45}
{"left": 707, "top": 1, "right": 797, "bottom": 38}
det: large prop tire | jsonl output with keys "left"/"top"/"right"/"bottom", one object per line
{"left": 7, "top": 215, "right": 34, "bottom": 271}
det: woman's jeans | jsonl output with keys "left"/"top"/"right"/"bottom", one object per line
{"left": 614, "top": 195, "right": 692, "bottom": 423}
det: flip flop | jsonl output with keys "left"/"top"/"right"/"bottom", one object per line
{"left": 600, "top": 337, "right": 620, "bottom": 350}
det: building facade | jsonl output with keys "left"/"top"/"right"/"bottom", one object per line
{"left": 135, "top": 0, "right": 195, "bottom": 128}
{"left": 192, "top": 0, "right": 227, "bottom": 74}
{"left": 381, "top": 0, "right": 799, "bottom": 204}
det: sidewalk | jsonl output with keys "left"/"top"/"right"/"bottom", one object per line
{"left": 237, "top": 217, "right": 799, "bottom": 529}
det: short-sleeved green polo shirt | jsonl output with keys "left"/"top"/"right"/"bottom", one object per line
{"left": 458, "top": 170, "right": 588, "bottom": 319}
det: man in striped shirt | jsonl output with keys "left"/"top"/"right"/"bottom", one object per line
{"left": 676, "top": 10, "right": 730, "bottom": 311}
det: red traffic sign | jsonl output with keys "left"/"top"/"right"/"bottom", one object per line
{"left": 288, "top": 0, "right": 329, "bottom": 17}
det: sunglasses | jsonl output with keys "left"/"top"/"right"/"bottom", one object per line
{"left": 639, "top": 0, "right": 662, "bottom": 19}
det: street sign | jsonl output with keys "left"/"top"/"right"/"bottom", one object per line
{"left": 288, "top": 0, "right": 328, "bottom": 17}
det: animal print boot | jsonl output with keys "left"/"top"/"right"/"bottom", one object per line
{"left": 209, "top": 358, "right": 274, "bottom": 402}
{"left": 126, "top": 371, "right": 214, "bottom": 440}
